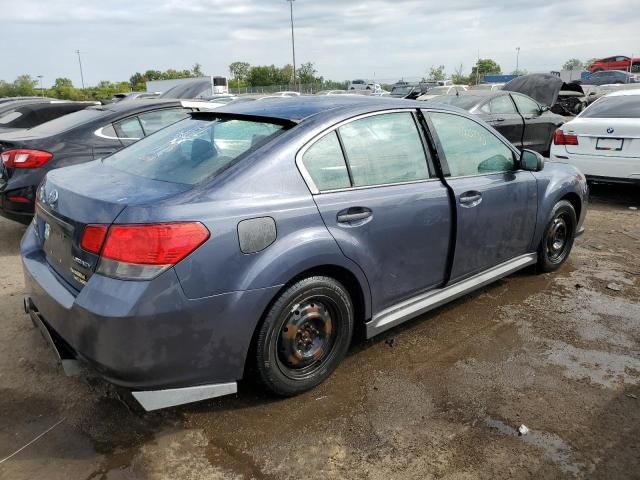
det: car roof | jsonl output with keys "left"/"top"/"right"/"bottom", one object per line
{"left": 607, "top": 89, "right": 640, "bottom": 97}
{"left": 211, "top": 95, "right": 451, "bottom": 123}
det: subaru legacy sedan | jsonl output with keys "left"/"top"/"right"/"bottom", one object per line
{"left": 21, "top": 96, "right": 587, "bottom": 410}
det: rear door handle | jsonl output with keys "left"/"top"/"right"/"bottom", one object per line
{"left": 495, "top": 117, "right": 506, "bottom": 122}
{"left": 459, "top": 191, "right": 482, "bottom": 207}
{"left": 337, "top": 207, "right": 372, "bottom": 224}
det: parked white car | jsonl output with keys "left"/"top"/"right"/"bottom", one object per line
{"left": 468, "top": 83, "right": 505, "bottom": 92}
{"left": 550, "top": 89, "right": 640, "bottom": 184}
{"left": 348, "top": 79, "right": 382, "bottom": 92}
{"left": 417, "top": 85, "right": 468, "bottom": 101}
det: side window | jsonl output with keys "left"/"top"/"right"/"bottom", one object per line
{"left": 95, "top": 124, "right": 118, "bottom": 139}
{"left": 114, "top": 117, "right": 144, "bottom": 140}
{"left": 338, "top": 112, "right": 429, "bottom": 187}
{"left": 490, "top": 96, "right": 517, "bottom": 114}
{"left": 138, "top": 109, "right": 190, "bottom": 136}
{"left": 301, "top": 132, "right": 350, "bottom": 191}
{"left": 512, "top": 95, "right": 540, "bottom": 115}
{"left": 429, "top": 112, "right": 515, "bottom": 177}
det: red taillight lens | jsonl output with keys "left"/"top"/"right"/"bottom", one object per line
{"left": 101, "top": 222, "right": 210, "bottom": 265}
{"left": 80, "top": 225, "right": 109, "bottom": 255}
{"left": 553, "top": 130, "right": 579, "bottom": 146}
{"left": 1, "top": 149, "right": 53, "bottom": 169}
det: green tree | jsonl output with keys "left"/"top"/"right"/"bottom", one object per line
{"left": 229, "top": 61, "right": 251, "bottom": 87}
{"left": 563, "top": 59, "right": 583, "bottom": 71}
{"left": 247, "top": 65, "right": 282, "bottom": 86}
{"left": 13, "top": 75, "right": 38, "bottom": 96}
{"left": 297, "top": 62, "right": 320, "bottom": 84}
{"left": 429, "top": 65, "right": 446, "bottom": 81}
{"left": 192, "top": 63, "right": 204, "bottom": 77}
{"left": 470, "top": 59, "right": 501, "bottom": 82}
{"left": 451, "top": 64, "right": 469, "bottom": 85}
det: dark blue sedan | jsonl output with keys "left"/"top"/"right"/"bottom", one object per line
{"left": 21, "top": 96, "right": 588, "bottom": 410}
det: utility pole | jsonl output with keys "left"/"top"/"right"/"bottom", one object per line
{"left": 37, "top": 75, "right": 44, "bottom": 97}
{"left": 75, "top": 49, "right": 85, "bottom": 89}
{"left": 516, "top": 47, "right": 521, "bottom": 75}
{"left": 287, "top": 0, "right": 297, "bottom": 90}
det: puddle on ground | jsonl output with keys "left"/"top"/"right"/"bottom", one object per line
{"left": 484, "top": 416, "right": 583, "bottom": 476}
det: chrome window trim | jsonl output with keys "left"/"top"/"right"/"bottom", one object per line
{"left": 93, "top": 125, "right": 122, "bottom": 140}
{"left": 295, "top": 108, "right": 429, "bottom": 194}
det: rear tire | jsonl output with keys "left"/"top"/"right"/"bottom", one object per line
{"left": 537, "top": 200, "right": 577, "bottom": 272}
{"left": 255, "top": 276, "right": 354, "bottom": 396}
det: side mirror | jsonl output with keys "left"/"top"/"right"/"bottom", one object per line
{"left": 521, "top": 149, "right": 545, "bottom": 172}
{"left": 540, "top": 105, "right": 550, "bottom": 113}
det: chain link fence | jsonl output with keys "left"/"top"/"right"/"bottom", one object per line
{"left": 229, "top": 83, "right": 348, "bottom": 95}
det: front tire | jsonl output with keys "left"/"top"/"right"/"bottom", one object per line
{"left": 255, "top": 276, "right": 354, "bottom": 396}
{"left": 537, "top": 200, "right": 577, "bottom": 272}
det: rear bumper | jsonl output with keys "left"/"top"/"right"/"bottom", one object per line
{"left": 550, "top": 151, "right": 640, "bottom": 183}
{"left": 0, "top": 192, "right": 35, "bottom": 224}
{"left": 21, "top": 223, "right": 282, "bottom": 396}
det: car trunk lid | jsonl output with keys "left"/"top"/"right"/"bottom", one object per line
{"left": 34, "top": 161, "right": 191, "bottom": 291}
{"left": 563, "top": 118, "right": 640, "bottom": 158}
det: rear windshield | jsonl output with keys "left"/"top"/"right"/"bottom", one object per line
{"left": 425, "top": 95, "right": 482, "bottom": 110}
{"left": 26, "top": 108, "right": 106, "bottom": 135}
{"left": 581, "top": 96, "right": 640, "bottom": 118}
{"left": 103, "top": 116, "right": 286, "bottom": 185}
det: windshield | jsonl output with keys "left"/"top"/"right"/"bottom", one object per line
{"left": 581, "top": 96, "right": 640, "bottom": 118}
{"left": 469, "top": 84, "right": 494, "bottom": 90}
{"left": 426, "top": 87, "right": 450, "bottom": 95}
{"left": 391, "top": 86, "right": 414, "bottom": 95}
{"left": 425, "top": 95, "right": 482, "bottom": 110}
{"left": 160, "top": 80, "right": 213, "bottom": 99}
{"left": 103, "top": 116, "right": 286, "bottom": 185}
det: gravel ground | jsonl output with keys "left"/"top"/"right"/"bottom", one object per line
{"left": 0, "top": 184, "right": 638, "bottom": 480}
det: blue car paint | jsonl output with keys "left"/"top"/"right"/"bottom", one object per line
{"left": 20, "top": 96, "right": 587, "bottom": 392}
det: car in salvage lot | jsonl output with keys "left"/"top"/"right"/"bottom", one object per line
{"left": 20, "top": 96, "right": 587, "bottom": 411}
{"left": 424, "top": 91, "right": 565, "bottom": 155}
{"left": 0, "top": 99, "right": 99, "bottom": 134}
{"left": 0, "top": 99, "right": 223, "bottom": 223}
{"left": 550, "top": 89, "right": 640, "bottom": 185}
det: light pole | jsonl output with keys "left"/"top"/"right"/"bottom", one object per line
{"left": 286, "top": 0, "right": 297, "bottom": 90}
{"left": 75, "top": 49, "right": 85, "bottom": 89}
{"left": 37, "top": 75, "right": 44, "bottom": 97}
{"left": 516, "top": 47, "right": 521, "bottom": 75}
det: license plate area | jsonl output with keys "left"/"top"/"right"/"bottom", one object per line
{"left": 596, "top": 137, "right": 624, "bottom": 151}
{"left": 40, "top": 210, "right": 75, "bottom": 272}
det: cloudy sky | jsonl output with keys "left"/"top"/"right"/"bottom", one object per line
{"left": 2, "top": 0, "right": 639, "bottom": 86}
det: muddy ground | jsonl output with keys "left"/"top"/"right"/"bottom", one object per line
{"left": 0, "top": 184, "right": 639, "bottom": 480}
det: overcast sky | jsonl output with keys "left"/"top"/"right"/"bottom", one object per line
{"left": 2, "top": 0, "right": 639, "bottom": 87}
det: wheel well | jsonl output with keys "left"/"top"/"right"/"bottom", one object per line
{"left": 243, "top": 265, "right": 368, "bottom": 379}
{"left": 561, "top": 192, "right": 582, "bottom": 221}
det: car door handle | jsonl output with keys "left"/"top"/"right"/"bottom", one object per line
{"left": 459, "top": 191, "right": 482, "bottom": 207}
{"left": 337, "top": 207, "right": 372, "bottom": 224}
{"left": 495, "top": 117, "right": 506, "bottom": 122}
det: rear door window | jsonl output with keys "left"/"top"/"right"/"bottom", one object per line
{"left": 337, "top": 112, "right": 430, "bottom": 187}
{"left": 138, "top": 108, "right": 190, "bottom": 135}
{"left": 512, "top": 95, "right": 540, "bottom": 115}
{"left": 114, "top": 117, "right": 144, "bottom": 142}
{"left": 490, "top": 96, "right": 517, "bottom": 114}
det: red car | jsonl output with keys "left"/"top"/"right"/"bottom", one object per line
{"left": 589, "top": 56, "right": 640, "bottom": 73}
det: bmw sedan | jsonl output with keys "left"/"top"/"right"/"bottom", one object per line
{"left": 0, "top": 99, "right": 222, "bottom": 223}
{"left": 21, "top": 96, "right": 587, "bottom": 410}
{"left": 550, "top": 89, "right": 640, "bottom": 184}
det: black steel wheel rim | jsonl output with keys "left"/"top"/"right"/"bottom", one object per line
{"left": 276, "top": 296, "right": 338, "bottom": 379}
{"left": 547, "top": 213, "right": 569, "bottom": 262}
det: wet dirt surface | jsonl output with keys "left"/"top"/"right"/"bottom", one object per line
{"left": 1, "top": 184, "right": 639, "bottom": 479}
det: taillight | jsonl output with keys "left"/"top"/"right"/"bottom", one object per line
{"left": 80, "top": 225, "right": 109, "bottom": 255}
{"left": 553, "top": 130, "right": 579, "bottom": 146}
{"left": 1, "top": 149, "right": 53, "bottom": 169}
{"left": 81, "top": 222, "right": 210, "bottom": 280}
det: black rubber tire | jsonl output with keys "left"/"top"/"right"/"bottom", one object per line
{"left": 537, "top": 200, "right": 577, "bottom": 272}
{"left": 255, "top": 276, "right": 354, "bottom": 396}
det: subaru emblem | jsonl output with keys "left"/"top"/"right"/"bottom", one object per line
{"left": 47, "top": 189, "right": 59, "bottom": 207}
{"left": 607, "top": 127, "right": 614, "bottom": 134}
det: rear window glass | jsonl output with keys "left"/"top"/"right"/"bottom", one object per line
{"left": 425, "top": 95, "right": 482, "bottom": 110}
{"left": 103, "top": 117, "right": 285, "bottom": 185}
{"left": 581, "top": 96, "right": 640, "bottom": 118}
{"left": 26, "top": 108, "right": 106, "bottom": 135}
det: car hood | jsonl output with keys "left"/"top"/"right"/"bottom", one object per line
{"left": 503, "top": 74, "right": 564, "bottom": 107}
